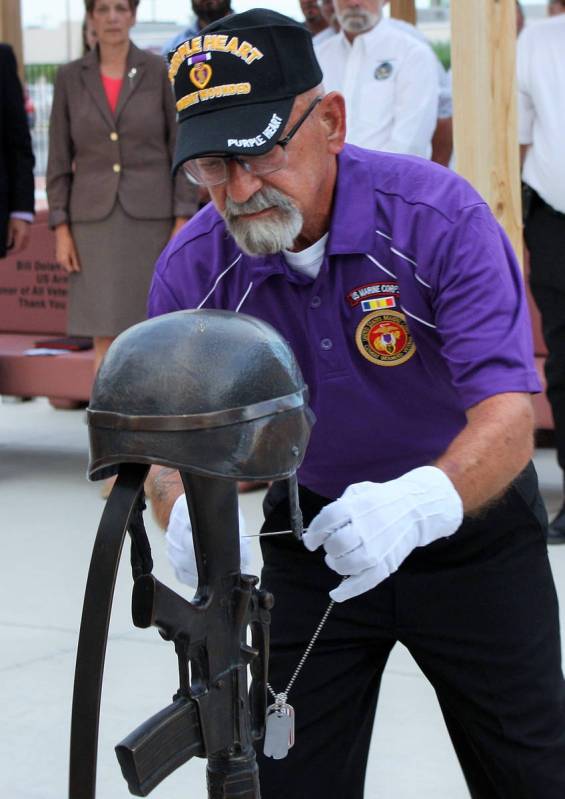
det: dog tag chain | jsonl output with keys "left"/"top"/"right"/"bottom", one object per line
{"left": 264, "top": 597, "right": 335, "bottom": 759}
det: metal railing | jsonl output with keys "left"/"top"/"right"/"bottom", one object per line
{"left": 25, "top": 64, "right": 58, "bottom": 179}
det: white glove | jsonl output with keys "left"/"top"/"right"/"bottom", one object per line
{"left": 165, "top": 494, "right": 253, "bottom": 587}
{"left": 303, "top": 466, "right": 463, "bottom": 602}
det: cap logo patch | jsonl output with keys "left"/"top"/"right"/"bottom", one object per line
{"left": 177, "top": 82, "right": 251, "bottom": 112}
{"left": 190, "top": 62, "right": 212, "bottom": 90}
{"left": 169, "top": 35, "right": 264, "bottom": 83}
{"left": 169, "top": 10, "right": 325, "bottom": 171}
{"left": 355, "top": 310, "right": 416, "bottom": 367}
{"left": 227, "top": 113, "right": 283, "bottom": 149}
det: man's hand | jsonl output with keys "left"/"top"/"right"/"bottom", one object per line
{"left": 144, "top": 466, "right": 255, "bottom": 587}
{"left": 303, "top": 467, "right": 463, "bottom": 602}
{"left": 166, "top": 495, "right": 253, "bottom": 588}
{"left": 6, "top": 218, "right": 31, "bottom": 254}
{"left": 55, "top": 224, "right": 81, "bottom": 272}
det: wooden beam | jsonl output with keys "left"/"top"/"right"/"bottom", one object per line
{"left": 0, "top": 0, "right": 24, "bottom": 80}
{"left": 451, "top": 0, "right": 523, "bottom": 264}
{"left": 389, "top": 0, "right": 417, "bottom": 25}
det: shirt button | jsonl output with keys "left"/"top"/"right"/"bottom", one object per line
{"left": 113, "top": 163, "right": 121, "bottom": 173}
{"left": 310, "top": 295, "right": 321, "bottom": 308}
{"left": 321, "top": 338, "right": 333, "bottom": 351}
{"left": 110, "top": 131, "right": 119, "bottom": 141}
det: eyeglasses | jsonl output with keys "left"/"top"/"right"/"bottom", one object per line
{"left": 183, "top": 96, "right": 323, "bottom": 187}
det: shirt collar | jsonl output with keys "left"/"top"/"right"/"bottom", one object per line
{"left": 326, "top": 144, "right": 378, "bottom": 256}
{"left": 213, "top": 144, "right": 377, "bottom": 279}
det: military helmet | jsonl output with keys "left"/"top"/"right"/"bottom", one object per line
{"left": 87, "top": 310, "right": 314, "bottom": 482}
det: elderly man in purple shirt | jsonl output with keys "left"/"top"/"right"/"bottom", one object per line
{"left": 146, "top": 9, "right": 565, "bottom": 798}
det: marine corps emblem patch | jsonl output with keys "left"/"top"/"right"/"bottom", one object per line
{"left": 355, "top": 310, "right": 416, "bottom": 366}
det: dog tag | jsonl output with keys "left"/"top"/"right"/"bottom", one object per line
{"left": 263, "top": 702, "right": 295, "bottom": 759}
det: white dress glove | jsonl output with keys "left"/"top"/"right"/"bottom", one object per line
{"left": 165, "top": 494, "right": 253, "bottom": 587}
{"left": 303, "top": 466, "right": 463, "bottom": 602}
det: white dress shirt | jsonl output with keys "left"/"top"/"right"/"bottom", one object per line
{"left": 517, "top": 15, "right": 565, "bottom": 214}
{"left": 387, "top": 17, "right": 452, "bottom": 119}
{"left": 315, "top": 18, "right": 438, "bottom": 158}
{"left": 313, "top": 27, "right": 337, "bottom": 47}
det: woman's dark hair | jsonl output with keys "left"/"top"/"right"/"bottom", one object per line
{"left": 85, "top": 0, "right": 140, "bottom": 13}
{"left": 82, "top": 16, "right": 96, "bottom": 55}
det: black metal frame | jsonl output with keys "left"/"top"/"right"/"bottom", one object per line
{"left": 69, "top": 463, "right": 272, "bottom": 798}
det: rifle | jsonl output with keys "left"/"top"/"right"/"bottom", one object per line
{"left": 69, "top": 464, "right": 272, "bottom": 798}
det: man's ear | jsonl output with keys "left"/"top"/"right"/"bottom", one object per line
{"left": 319, "top": 92, "right": 347, "bottom": 154}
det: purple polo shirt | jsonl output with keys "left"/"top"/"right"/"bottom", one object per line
{"left": 149, "top": 144, "right": 540, "bottom": 499}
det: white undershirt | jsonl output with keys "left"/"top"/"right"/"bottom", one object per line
{"left": 283, "top": 233, "right": 328, "bottom": 280}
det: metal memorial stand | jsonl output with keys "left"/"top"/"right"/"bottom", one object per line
{"left": 69, "top": 464, "right": 272, "bottom": 798}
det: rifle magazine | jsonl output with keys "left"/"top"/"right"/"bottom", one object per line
{"left": 115, "top": 697, "right": 204, "bottom": 796}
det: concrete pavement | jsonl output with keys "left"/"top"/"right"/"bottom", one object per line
{"left": 1, "top": 397, "right": 564, "bottom": 799}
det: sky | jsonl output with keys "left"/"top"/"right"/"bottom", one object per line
{"left": 22, "top": 0, "right": 303, "bottom": 27}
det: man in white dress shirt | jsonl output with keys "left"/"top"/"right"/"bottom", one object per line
{"left": 518, "top": 11, "right": 565, "bottom": 543}
{"left": 314, "top": 0, "right": 438, "bottom": 158}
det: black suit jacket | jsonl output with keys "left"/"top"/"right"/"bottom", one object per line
{"left": 0, "top": 44, "right": 35, "bottom": 258}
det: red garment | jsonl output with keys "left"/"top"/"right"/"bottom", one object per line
{"left": 101, "top": 74, "right": 123, "bottom": 115}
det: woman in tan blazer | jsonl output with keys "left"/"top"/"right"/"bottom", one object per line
{"left": 47, "top": 0, "right": 197, "bottom": 372}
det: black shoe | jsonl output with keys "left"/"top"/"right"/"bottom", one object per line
{"left": 548, "top": 505, "right": 565, "bottom": 544}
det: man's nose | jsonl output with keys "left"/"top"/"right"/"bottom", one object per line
{"left": 225, "top": 161, "right": 264, "bottom": 205}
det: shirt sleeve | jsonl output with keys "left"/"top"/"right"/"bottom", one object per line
{"left": 386, "top": 42, "right": 439, "bottom": 157}
{"left": 516, "top": 31, "right": 534, "bottom": 146}
{"left": 430, "top": 203, "right": 540, "bottom": 407}
{"left": 147, "top": 260, "right": 185, "bottom": 317}
{"left": 46, "top": 65, "right": 74, "bottom": 228}
{"left": 10, "top": 211, "right": 34, "bottom": 222}
{"left": 2, "top": 46, "right": 35, "bottom": 215}
{"left": 147, "top": 224, "right": 227, "bottom": 318}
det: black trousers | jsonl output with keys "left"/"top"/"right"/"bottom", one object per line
{"left": 525, "top": 191, "right": 565, "bottom": 471}
{"left": 256, "top": 467, "right": 565, "bottom": 798}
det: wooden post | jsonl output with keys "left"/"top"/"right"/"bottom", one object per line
{"left": 451, "top": 0, "right": 523, "bottom": 264}
{"left": 0, "top": 0, "right": 25, "bottom": 80}
{"left": 390, "top": 0, "right": 416, "bottom": 25}
{"left": 389, "top": 0, "right": 417, "bottom": 24}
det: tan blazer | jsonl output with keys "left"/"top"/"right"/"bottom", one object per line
{"left": 46, "top": 43, "right": 197, "bottom": 228}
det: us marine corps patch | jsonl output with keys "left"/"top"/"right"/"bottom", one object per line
{"left": 355, "top": 310, "right": 416, "bottom": 367}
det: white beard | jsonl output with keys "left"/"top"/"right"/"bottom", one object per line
{"left": 224, "top": 186, "right": 304, "bottom": 256}
{"left": 338, "top": 8, "right": 380, "bottom": 34}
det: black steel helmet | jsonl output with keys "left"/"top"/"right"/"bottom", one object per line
{"left": 87, "top": 310, "right": 314, "bottom": 482}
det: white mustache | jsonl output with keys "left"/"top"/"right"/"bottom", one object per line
{"left": 222, "top": 186, "right": 303, "bottom": 255}
{"left": 224, "top": 187, "right": 296, "bottom": 221}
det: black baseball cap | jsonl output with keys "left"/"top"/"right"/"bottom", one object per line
{"left": 168, "top": 8, "right": 323, "bottom": 173}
